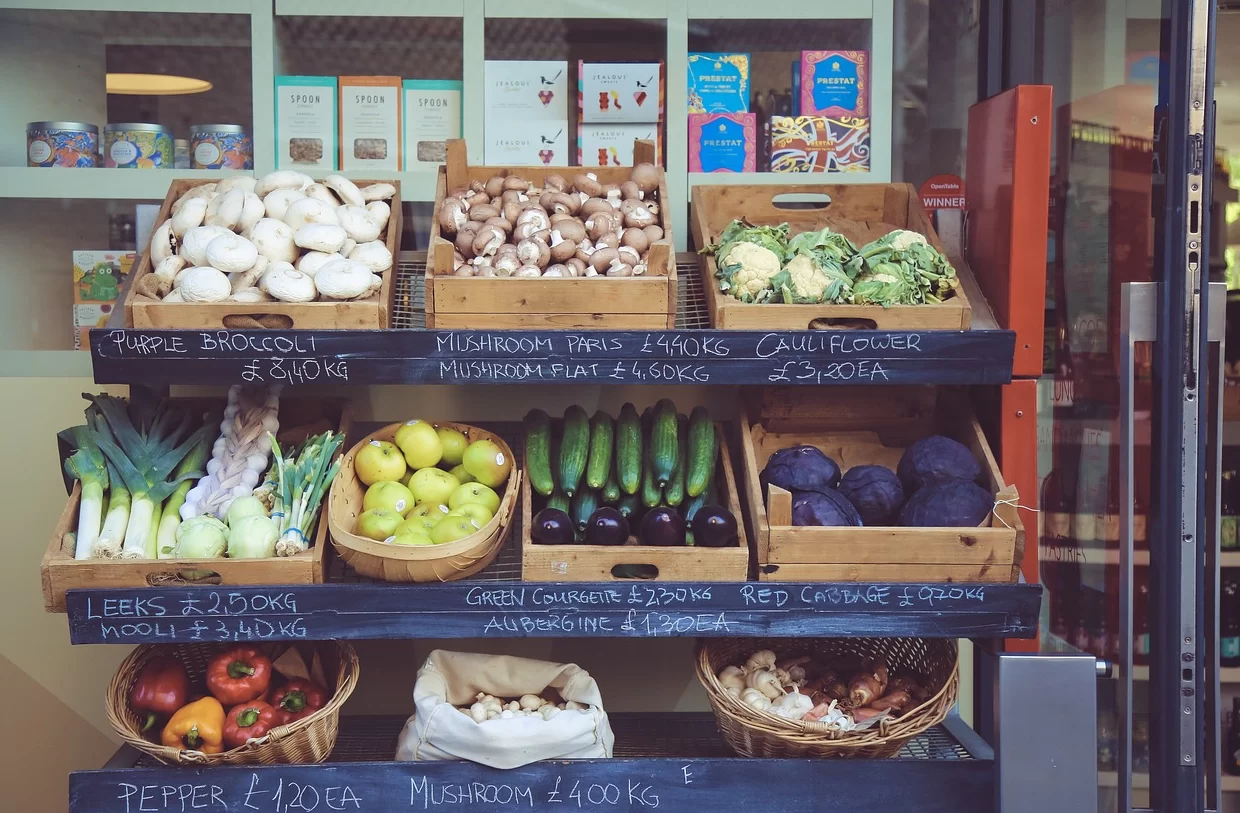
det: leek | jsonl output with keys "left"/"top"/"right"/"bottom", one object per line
{"left": 155, "top": 428, "right": 214, "bottom": 559}
{"left": 86, "top": 394, "right": 212, "bottom": 561}
{"left": 60, "top": 425, "right": 108, "bottom": 560}
{"left": 271, "top": 431, "right": 344, "bottom": 557}
{"left": 96, "top": 468, "right": 129, "bottom": 559}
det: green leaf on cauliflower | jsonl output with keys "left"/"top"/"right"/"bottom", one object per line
{"left": 704, "top": 218, "right": 790, "bottom": 302}
{"left": 785, "top": 226, "right": 858, "bottom": 266}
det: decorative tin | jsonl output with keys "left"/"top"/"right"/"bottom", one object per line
{"left": 770, "top": 115, "right": 871, "bottom": 173}
{"left": 189, "top": 124, "right": 253, "bottom": 170}
{"left": 104, "top": 123, "right": 173, "bottom": 169}
{"left": 174, "top": 139, "right": 191, "bottom": 169}
{"left": 27, "top": 122, "right": 99, "bottom": 168}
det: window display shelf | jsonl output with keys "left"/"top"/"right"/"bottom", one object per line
{"left": 686, "top": 0, "right": 874, "bottom": 18}
{"left": 688, "top": 172, "right": 881, "bottom": 187}
{"left": 72, "top": 713, "right": 994, "bottom": 813}
{"left": 0, "top": 0, "right": 252, "bottom": 12}
{"left": 0, "top": 168, "right": 238, "bottom": 200}
{"left": 275, "top": 0, "right": 466, "bottom": 15}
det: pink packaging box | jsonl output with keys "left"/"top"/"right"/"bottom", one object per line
{"left": 800, "top": 50, "right": 869, "bottom": 117}
{"left": 688, "top": 113, "right": 756, "bottom": 173}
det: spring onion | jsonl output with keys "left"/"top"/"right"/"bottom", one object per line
{"left": 86, "top": 393, "right": 212, "bottom": 560}
{"left": 95, "top": 466, "right": 130, "bottom": 559}
{"left": 60, "top": 425, "right": 109, "bottom": 560}
{"left": 270, "top": 431, "right": 344, "bottom": 557}
{"left": 155, "top": 427, "right": 215, "bottom": 558}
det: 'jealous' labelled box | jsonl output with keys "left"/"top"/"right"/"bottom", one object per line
{"left": 800, "top": 51, "right": 869, "bottom": 118}
{"left": 578, "top": 62, "right": 664, "bottom": 123}
{"left": 275, "top": 76, "right": 337, "bottom": 171}
{"left": 484, "top": 122, "right": 569, "bottom": 166}
{"left": 577, "top": 124, "right": 661, "bottom": 167}
{"left": 339, "top": 76, "right": 402, "bottom": 171}
{"left": 484, "top": 61, "right": 568, "bottom": 122}
{"left": 687, "top": 53, "right": 750, "bottom": 114}
{"left": 688, "top": 113, "right": 755, "bottom": 173}
{"left": 770, "top": 116, "right": 870, "bottom": 173}
{"left": 403, "top": 80, "right": 461, "bottom": 169}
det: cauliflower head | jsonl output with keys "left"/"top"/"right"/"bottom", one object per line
{"left": 720, "top": 241, "right": 782, "bottom": 302}
{"left": 773, "top": 253, "right": 853, "bottom": 304}
{"left": 883, "top": 229, "right": 928, "bottom": 252}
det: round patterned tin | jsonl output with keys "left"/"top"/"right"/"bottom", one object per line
{"left": 27, "top": 122, "right": 99, "bottom": 168}
{"left": 190, "top": 124, "right": 253, "bottom": 170}
{"left": 104, "top": 123, "right": 173, "bottom": 169}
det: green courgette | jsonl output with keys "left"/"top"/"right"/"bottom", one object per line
{"left": 571, "top": 488, "right": 600, "bottom": 533}
{"left": 601, "top": 465, "right": 621, "bottom": 504}
{"left": 616, "top": 403, "right": 643, "bottom": 495}
{"left": 663, "top": 415, "right": 688, "bottom": 506}
{"left": 617, "top": 493, "right": 642, "bottom": 519}
{"left": 523, "top": 409, "right": 555, "bottom": 496}
{"left": 685, "top": 406, "right": 718, "bottom": 498}
{"left": 558, "top": 405, "right": 590, "bottom": 496}
{"left": 547, "top": 492, "right": 571, "bottom": 514}
{"left": 651, "top": 399, "right": 678, "bottom": 486}
{"left": 641, "top": 434, "right": 663, "bottom": 508}
{"left": 585, "top": 410, "right": 614, "bottom": 490}
{"left": 682, "top": 479, "right": 718, "bottom": 524}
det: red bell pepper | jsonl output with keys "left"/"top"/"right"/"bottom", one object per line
{"left": 129, "top": 657, "right": 191, "bottom": 733}
{"left": 271, "top": 678, "right": 329, "bottom": 723}
{"left": 223, "top": 700, "right": 282, "bottom": 749}
{"left": 205, "top": 647, "right": 272, "bottom": 706}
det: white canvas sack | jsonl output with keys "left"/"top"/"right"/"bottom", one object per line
{"left": 394, "top": 650, "right": 615, "bottom": 769}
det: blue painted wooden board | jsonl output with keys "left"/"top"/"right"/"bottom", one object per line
{"left": 89, "top": 328, "right": 1015, "bottom": 386}
{"left": 70, "top": 756, "right": 994, "bottom": 813}
{"left": 65, "top": 582, "right": 1041, "bottom": 644}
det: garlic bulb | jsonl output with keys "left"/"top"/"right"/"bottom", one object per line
{"left": 744, "top": 650, "right": 778, "bottom": 673}
{"left": 740, "top": 688, "right": 771, "bottom": 711}
{"left": 771, "top": 691, "right": 814, "bottom": 721}
{"left": 746, "top": 668, "right": 785, "bottom": 700}
{"left": 717, "top": 665, "right": 747, "bottom": 693}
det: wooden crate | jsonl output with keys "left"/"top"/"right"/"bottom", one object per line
{"left": 40, "top": 398, "right": 351, "bottom": 612}
{"left": 690, "top": 183, "right": 972, "bottom": 330}
{"left": 123, "top": 178, "right": 401, "bottom": 329}
{"left": 521, "top": 424, "right": 749, "bottom": 581}
{"left": 426, "top": 139, "right": 676, "bottom": 329}
{"left": 739, "top": 387, "right": 1023, "bottom": 583}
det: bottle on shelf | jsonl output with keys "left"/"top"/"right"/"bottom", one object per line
{"left": 1132, "top": 715, "right": 1151, "bottom": 773}
{"left": 1097, "top": 705, "right": 1117, "bottom": 771}
{"left": 1224, "top": 570, "right": 1240, "bottom": 668}
{"left": 1133, "top": 576, "right": 1150, "bottom": 666}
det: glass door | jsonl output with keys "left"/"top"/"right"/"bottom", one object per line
{"left": 1028, "top": 1, "right": 1218, "bottom": 811}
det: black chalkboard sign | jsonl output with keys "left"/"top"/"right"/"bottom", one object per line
{"left": 65, "top": 582, "right": 1041, "bottom": 644}
{"left": 71, "top": 754, "right": 993, "bottom": 813}
{"left": 89, "top": 328, "right": 1016, "bottom": 387}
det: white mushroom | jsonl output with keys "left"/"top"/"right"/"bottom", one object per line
{"left": 228, "top": 287, "right": 271, "bottom": 303}
{"left": 361, "top": 183, "right": 396, "bottom": 202}
{"left": 249, "top": 218, "right": 298, "bottom": 264}
{"left": 297, "top": 251, "right": 344, "bottom": 278}
{"left": 254, "top": 170, "right": 312, "bottom": 198}
{"left": 170, "top": 197, "right": 208, "bottom": 238}
{"left": 515, "top": 265, "right": 542, "bottom": 278}
{"left": 337, "top": 205, "right": 382, "bottom": 242}
{"left": 238, "top": 192, "right": 266, "bottom": 233}
{"left": 294, "top": 223, "right": 348, "bottom": 253}
{"left": 323, "top": 174, "right": 365, "bottom": 206}
{"left": 303, "top": 183, "right": 340, "bottom": 207}
{"left": 205, "top": 188, "right": 246, "bottom": 230}
{"left": 205, "top": 234, "right": 258, "bottom": 274}
{"left": 263, "top": 187, "right": 305, "bottom": 221}
{"left": 314, "top": 258, "right": 373, "bottom": 299}
{"left": 365, "top": 200, "right": 391, "bottom": 227}
{"left": 230, "top": 255, "right": 268, "bottom": 293}
{"left": 349, "top": 240, "right": 393, "bottom": 273}
{"left": 283, "top": 197, "right": 339, "bottom": 231}
{"left": 262, "top": 264, "right": 317, "bottom": 302}
{"left": 215, "top": 176, "right": 257, "bottom": 195}
{"left": 342, "top": 238, "right": 357, "bottom": 257}
{"left": 170, "top": 183, "right": 216, "bottom": 216}
{"left": 150, "top": 220, "right": 174, "bottom": 264}
{"left": 180, "top": 225, "right": 232, "bottom": 266}
{"left": 152, "top": 255, "right": 187, "bottom": 295}
{"left": 178, "top": 266, "right": 231, "bottom": 302}
{"left": 162, "top": 288, "right": 185, "bottom": 303}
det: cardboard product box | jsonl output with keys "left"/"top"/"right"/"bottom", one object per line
{"left": 403, "top": 80, "right": 462, "bottom": 169}
{"left": 577, "top": 123, "right": 662, "bottom": 167}
{"left": 484, "top": 121, "right": 569, "bottom": 166}
{"left": 578, "top": 62, "right": 664, "bottom": 123}
{"left": 73, "top": 250, "right": 134, "bottom": 304}
{"left": 484, "top": 61, "right": 568, "bottom": 122}
{"left": 339, "top": 76, "right": 402, "bottom": 170}
{"left": 73, "top": 303, "right": 116, "bottom": 350}
{"left": 769, "top": 115, "right": 871, "bottom": 173}
{"left": 275, "top": 76, "right": 338, "bottom": 171}
{"left": 687, "top": 53, "right": 751, "bottom": 114}
{"left": 688, "top": 113, "right": 756, "bottom": 173}
{"left": 800, "top": 50, "right": 869, "bottom": 118}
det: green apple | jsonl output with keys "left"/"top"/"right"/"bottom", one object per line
{"left": 449, "top": 464, "right": 475, "bottom": 484}
{"left": 404, "top": 513, "right": 443, "bottom": 534}
{"left": 394, "top": 419, "right": 442, "bottom": 470}
{"left": 462, "top": 439, "right": 511, "bottom": 488}
{"left": 430, "top": 514, "right": 481, "bottom": 544}
{"left": 354, "top": 440, "right": 407, "bottom": 485}
{"left": 448, "top": 503, "right": 493, "bottom": 527}
{"left": 448, "top": 482, "right": 501, "bottom": 514}
{"left": 437, "top": 427, "right": 469, "bottom": 467}
{"left": 409, "top": 467, "right": 460, "bottom": 507}
{"left": 409, "top": 501, "right": 451, "bottom": 521}
{"left": 355, "top": 508, "right": 402, "bottom": 541}
{"left": 390, "top": 526, "right": 434, "bottom": 546}
{"left": 363, "top": 480, "right": 416, "bottom": 516}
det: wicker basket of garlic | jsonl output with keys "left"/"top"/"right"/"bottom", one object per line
{"left": 123, "top": 172, "right": 401, "bottom": 329}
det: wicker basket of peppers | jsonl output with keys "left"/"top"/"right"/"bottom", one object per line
{"left": 106, "top": 642, "right": 359, "bottom": 765}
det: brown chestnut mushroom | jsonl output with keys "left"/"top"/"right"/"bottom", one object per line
{"left": 502, "top": 176, "right": 529, "bottom": 192}
{"left": 554, "top": 219, "right": 587, "bottom": 243}
{"left": 472, "top": 225, "right": 506, "bottom": 257}
{"left": 579, "top": 197, "right": 613, "bottom": 219}
{"left": 623, "top": 205, "right": 655, "bottom": 229}
{"left": 595, "top": 231, "right": 621, "bottom": 250}
{"left": 484, "top": 175, "right": 506, "bottom": 197}
{"left": 549, "top": 211, "right": 576, "bottom": 226}
{"left": 455, "top": 229, "right": 478, "bottom": 258}
{"left": 516, "top": 207, "right": 550, "bottom": 232}
{"left": 538, "top": 190, "right": 559, "bottom": 211}
{"left": 502, "top": 199, "right": 525, "bottom": 224}
{"left": 517, "top": 238, "right": 551, "bottom": 269}
{"left": 590, "top": 247, "right": 621, "bottom": 274}
{"left": 586, "top": 211, "right": 619, "bottom": 241}
{"left": 493, "top": 253, "right": 519, "bottom": 277}
{"left": 454, "top": 265, "right": 476, "bottom": 277}
{"left": 618, "top": 245, "right": 641, "bottom": 266}
{"left": 515, "top": 264, "right": 542, "bottom": 278}
{"left": 565, "top": 257, "right": 588, "bottom": 277}
{"left": 469, "top": 179, "right": 486, "bottom": 194}
{"left": 542, "top": 264, "right": 570, "bottom": 278}
{"left": 544, "top": 174, "right": 568, "bottom": 192}
{"left": 513, "top": 221, "right": 539, "bottom": 241}
{"left": 620, "top": 180, "right": 643, "bottom": 201}
{"left": 468, "top": 202, "right": 500, "bottom": 222}
{"left": 437, "top": 198, "right": 468, "bottom": 236}
{"left": 630, "top": 163, "right": 659, "bottom": 194}
{"left": 448, "top": 186, "right": 470, "bottom": 199}
{"left": 605, "top": 261, "right": 634, "bottom": 277}
{"left": 547, "top": 192, "right": 580, "bottom": 215}
{"left": 621, "top": 227, "right": 649, "bottom": 254}
{"left": 548, "top": 230, "right": 577, "bottom": 262}
{"left": 643, "top": 224, "right": 664, "bottom": 242}
{"left": 485, "top": 216, "right": 513, "bottom": 235}
{"left": 574, "top": 173, "right": 604, "bottom": 197}
{"left": 575, "top": 240, "right": 597, "bottom": 265}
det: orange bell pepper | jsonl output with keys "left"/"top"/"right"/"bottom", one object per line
{"left": 160, "top": 697, "right": 225, "bottom": 754}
